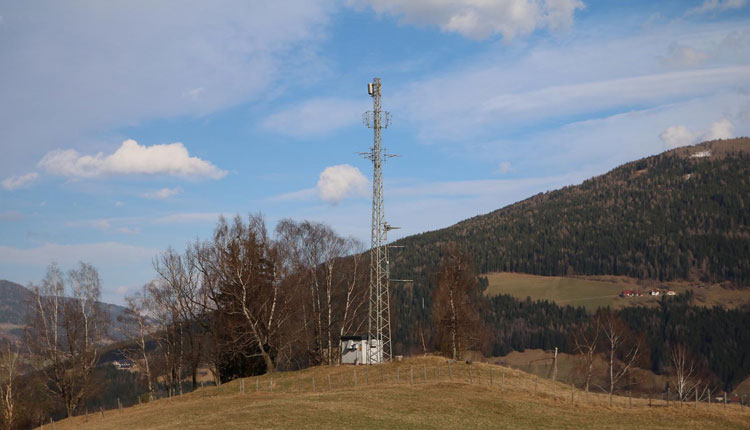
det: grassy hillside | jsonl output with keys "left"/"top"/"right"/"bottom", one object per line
{"left": 484, "top": 272, "right": 750, "bottom": 311}
{"left": 391, "top": 138, "right": 750, "bottom": 288}
{"left": 52, "top": 357, "right": 748, "bottom": 430}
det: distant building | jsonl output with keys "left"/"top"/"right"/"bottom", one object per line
{"left": 650, "top": 289, "right": 660, "bottom": 296}
{"left": 666, "top": 290, "right": 677, "bottom": 296}
{"left": 340, "top": 335, "right": 382, "bottom": 365}
{"left": 112, "top": 359, "right": 135, "bottom": 370}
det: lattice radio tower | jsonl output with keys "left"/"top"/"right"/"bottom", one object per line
{"left": 361, "top": 78, "right": 397, "bottom": 363}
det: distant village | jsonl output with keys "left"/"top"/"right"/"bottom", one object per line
{"left": 620, "top": 287, "right": 677, "bottom": 298}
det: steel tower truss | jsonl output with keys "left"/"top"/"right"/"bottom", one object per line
{"left": 362, "top": 78, "right": 394, "bottom": 364}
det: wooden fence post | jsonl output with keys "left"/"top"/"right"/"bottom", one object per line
{"left": 535, "top": 376, "right": 538, "bottom": 394}
{"left": 99, "top": 407, "right": 104, "bottom": 419}
{"left": 724, "top": 391, "right": 727, "bottom": 409}
{"left": 572, "top": 387, "right": 576, "bottom": 403}
{"left": 448, "top": 363, "right": 453, "bottom": 381}
{"left": 270, "top": 377, "right": 273, "bottom": 392}
{"left": 50, "top": 418, "right": 55, "bottom": 430}
{"left": 629, "top": 391, "right": 632, "bottom": 408}
{"left": 397, "top": 367, "right": 400, "bottom": 382}
{"left": 501, "top": 371, "right": 505, "bottom": 391}
{"left": 708, "top": 387, "right": 711, "bottom": 407}
{"left": 410, "top": 366, "right": 414, "bottom": 385}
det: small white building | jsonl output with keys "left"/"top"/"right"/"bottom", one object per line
{"left": 340, "top": 335, "right": 383, "bottom": 365}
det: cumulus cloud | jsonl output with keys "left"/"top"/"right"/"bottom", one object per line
{"left": 38, "top": 140, "right": 227, "bottom": 180}
{"left": 143, "top": 187, "right": 183, "bottom": 200}
{"left": 352, "top": 0, "right": 585, "bottom": 40}
{"left": 659, "top": 118, "right": 735, "bottom": 149}
{"left": 262, "top": 98, "right": 367, "bottom": 138}
{"left": 688, "top": 0, "right": 748, "bottom": 15}
{"left": 317, "top": 164, "right": 369, "bottom": 204}
{"left": 2, "top": 172, "right": 38, "bottom": 190}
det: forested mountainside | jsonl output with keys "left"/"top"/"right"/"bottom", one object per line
{"left": 390, "top": 138, "right": 750, "bottom": 287}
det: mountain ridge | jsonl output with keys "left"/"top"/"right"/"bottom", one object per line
{"left": 390, "top": 138, "right": 750, "bottom": 288}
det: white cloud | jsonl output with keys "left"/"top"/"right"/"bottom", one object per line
{"left": 658, "top": 43, "right": 709, "bottom": 68}
{"left": 143, "top": 187, "right": 183, "bottom": 200}
{"left": 352, "top": 0, "right": 584, "bottom": 40}
{"left": 0, "top": 211, "right": 25, "bottom": 222}
{"left": 38, "top": 139, "right": 227, "bottom": 179}
{"left": 0, "top": 2, "right": 332, "bottom": 173}
{"left": 2, "top": 172, "right": 38, "bottom": 190}
{"left": 262, "top": 98, "right": 367, "bottom": 138}
{"left": 688, "top": 0, "right": 748, "bottom": 15}
{"left": 659, "top": 118, "right": 735, "bottom": 149}
{"left": 153, "top": 212, "right": 222, "bottom": 224}
{"left": 317, "top": 164, "right": 369, "bottom": 204}
{"left": 0, "top": 242, "right": 157, "bottom": 267}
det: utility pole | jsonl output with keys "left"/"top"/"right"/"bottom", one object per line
{"left": 361, "top": 78, "right": 396, "bottom": 363}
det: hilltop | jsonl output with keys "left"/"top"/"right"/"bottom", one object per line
{"left": 52, "top": 357, "right": 748, "bottom": 430}
{"left": 391, "top": 138, "right": 750, "bottom": 289}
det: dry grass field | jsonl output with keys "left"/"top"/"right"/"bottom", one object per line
{"left": 484, "top": 272, "right": 750, "bottom": 310}
{"left": 50, "top": 356, "right": 748, "bottom": 430}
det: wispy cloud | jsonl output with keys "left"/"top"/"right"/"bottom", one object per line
{"left": 351, "top": 0, "right": 585, "bottom": 40}
{"left": 687, "top": 0, "right": 748, "bottom": 15}
{"left": 143, "top": 187, "right": 183, "bottom": 200}
{"left": 2, "top": 172, "right": 38, "bottom": 190}
{"left": 39, "top": 140, "right": 227, "bottom": 180}
{"left": 153, "top": 212, "right": 222, "bottom": 224}
{"left": 0, "top": 242, "right": 157, "bottom": 266}
{"left": 0, "top": 211, "right": 25, "bottom": 222}
{"left": 262, "top": 98, "right": 367, "bottom": 138}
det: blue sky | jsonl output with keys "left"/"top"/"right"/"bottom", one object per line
{"left": 1, "top": 0, "right": 749, "bottom": 304}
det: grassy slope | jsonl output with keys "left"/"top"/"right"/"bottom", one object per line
{"left": 484, "top": 272, "right": 750, "bottom": 311}
{"left": 56, "top": 357, "right": 748, "bottom": 430}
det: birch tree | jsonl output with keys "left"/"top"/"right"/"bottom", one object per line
{"left": 601, "top": 310, "right": 641, "bottom": 406}
{"left": 0, "top": 342, "right": 20, "bottom": 429}
{"left": 25, "top": 263, "right": 109, "bottom": 419}
{"left": 119, "top": 291, "right": 155, "bottom": 400}
{"left": 670, "top": 343, "right": 701, "bottom": 403}
{"left": 432, "top": 244, "right": 481, "bottom": 360}
{"left": 572, "top": 313, "right": 601, "bottom": 395}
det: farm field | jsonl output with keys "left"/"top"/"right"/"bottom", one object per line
{"left": 52, "top": 357, "right": 748, "bottom": 430}
{"left": 484, "top": 272, "right": 750, "bottom": 310}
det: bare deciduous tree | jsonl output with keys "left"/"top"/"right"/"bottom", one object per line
{"left": 25, "top": 263, "right": 109, "bottom": 419}
{"left": 600, "top": 310, "right": 640, "bottom": 406}
{"left": 275, "top": 219, "right": 367, "bottom": 365}
{"left": 572, "top": 313, "right": 601, "bottom": 395}
{"left": 119, "top": 291, "right": 155, "bottom": 400}
{"left": 195, "top": 214, "right": 287, "bottom": 373}
{"left": 0, "top": 342, "right": 20, "bottom": 429}
{"left": 670, "top": 343, "right": 701, "bottom": 403}
{"left": 432, "top": 244, "right": 481, "bottom": 360}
